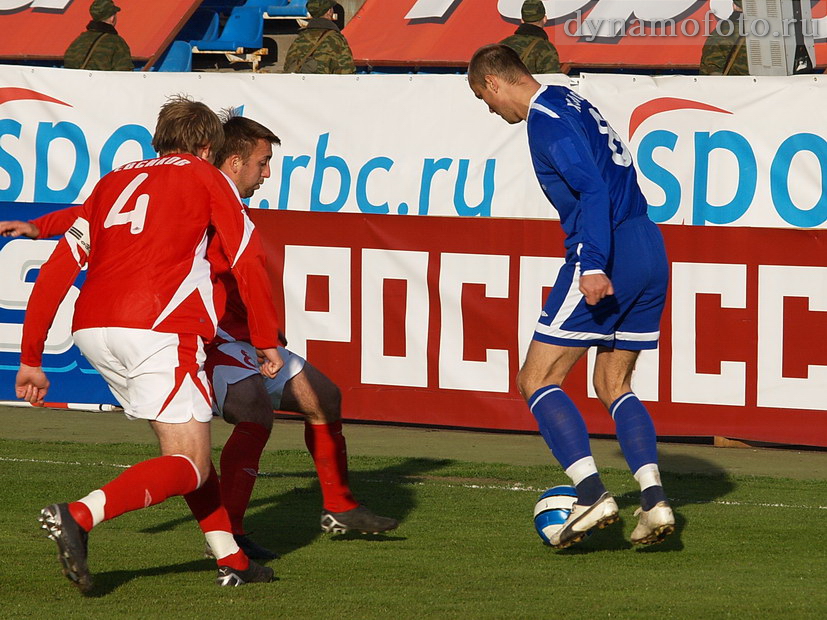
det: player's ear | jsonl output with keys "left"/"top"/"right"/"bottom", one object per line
{"left": 485, "top": 74, "right": 498, "bottom": 93}
{"left": 198, "top": 144, "right": 213, "bottom": 163}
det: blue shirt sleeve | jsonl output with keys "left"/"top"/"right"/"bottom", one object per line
{"left": 535, "top": 114, "right": 612, "bottom": 273}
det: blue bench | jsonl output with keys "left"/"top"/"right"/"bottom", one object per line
{"left": 258, "top": 0, "right": 308, "bottom": 18}
{"left": 190, "top": 6, "right": 268, "bottom": 70}
{"left": 177, "top": 9, "right": 220, "bottom": 44}
{"left": 192, "top": 6, "right": 264, "bottom": 52}
{"left": 153, "top": 41, "right": 193, "bottom": 72}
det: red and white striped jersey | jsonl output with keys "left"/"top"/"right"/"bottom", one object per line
{"left": 21, "top": 154, "right": 280, "bottom": 367}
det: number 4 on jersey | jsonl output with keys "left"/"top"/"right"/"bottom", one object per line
{"left": 104, "top": 173, "right": 150, "bottom": 234}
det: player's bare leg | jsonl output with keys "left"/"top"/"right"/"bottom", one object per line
{"left": 40, "top": 419, "right": 271, "bottom": 593}
{"left": 593, "top": 347, "right": 674, "bottom": 545}
{"left": 517, "top": 341, "right": 618, "bottom": 549}
{"left": 217, "top": 374, "right": 279, "bottom": 559}
{"left": 280, "top": 363, "right": 398, "bottom": 534}
{"left": 153, "top": 420, "right": 273, "bottom": 583}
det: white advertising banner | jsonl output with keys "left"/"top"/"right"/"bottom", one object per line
{"left": 0, "top": 66, "right": 562, "bottom": 219}
{"left": 1, "top": 66, "right": 826, "bottom": 227}
{"left": 580, "top": 73, "right": 827, "bottom": 229}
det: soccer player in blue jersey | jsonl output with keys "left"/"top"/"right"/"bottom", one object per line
{"left": 468, "top": 44, "right": 675, "bottom": 549}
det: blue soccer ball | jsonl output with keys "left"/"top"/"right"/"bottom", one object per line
{"left": 533, "top": 485, "right": 577, "bottom": 544}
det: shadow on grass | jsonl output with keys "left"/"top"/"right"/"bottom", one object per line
{"left": 244, "top": 457, "right": 452, "bottom": 555}
{"left": 84, "top": 559, "right": 222, "bottom": 597}
{"left": 558, "top": 449, "right": 736, "bottom": 554}
{"left": 140, "top": 456, "right": 452, "bottom": 557}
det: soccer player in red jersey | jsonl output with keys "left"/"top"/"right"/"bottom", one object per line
{"left": 2, "top": 113, "right": 398, "bottom": 562}
{"left": 207, "top": 115, "right": 397, "bottom": 558}
{"left": 13, "top": 96, "right": 282, "bottom": 592}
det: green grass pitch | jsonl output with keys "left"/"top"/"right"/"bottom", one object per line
{"left": 1, "top": 438, "right": 825, "bottom": 619}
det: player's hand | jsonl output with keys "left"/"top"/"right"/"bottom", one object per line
{"left": 258, "top": 347, "right": 283, "bottom": 379}
{"left": 0, "top": 220, "right": 39, "bottom": 238}
{"left": 15, "top": 364, "right": 50, "bottom": 406}
{"left": 579, "top": 273, "right": 614, "bottom": 306}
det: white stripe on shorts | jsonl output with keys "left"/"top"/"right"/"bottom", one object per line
{"left": 535, "top": 260, "right": 613, "bottom": 342}
{"left": 615, "top": 330, "right": 660, "bottom": 342}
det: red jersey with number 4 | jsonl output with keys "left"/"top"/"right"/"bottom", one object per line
{"left": 21, "top": 154, "right": 280, "bottom": 367}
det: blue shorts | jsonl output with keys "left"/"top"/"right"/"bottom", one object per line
{"left": 534, "top": 217, "right": 668, "bottom": 351}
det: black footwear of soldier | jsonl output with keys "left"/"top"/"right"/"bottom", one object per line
{"left": 320, "top": 505, "right": 399, "bottom": 534}
{"left": 38, "top": 503, "right": 93, "bottom": 594}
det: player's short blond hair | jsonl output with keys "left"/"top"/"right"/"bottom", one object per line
{"left": 468, "top": 44, "right": 532, "bottom": 90}
{"left": 151, "top": 95, "right": 224, "bottom": 157}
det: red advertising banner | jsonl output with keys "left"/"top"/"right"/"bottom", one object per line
{"left": 345, "top": 0, "right": 827, "bottom": 70}
{"left": 251, "top": 209, "right": 827, "bottom": 447}
{"left": 0, "top": 0, "right": 200, "bottom": 61}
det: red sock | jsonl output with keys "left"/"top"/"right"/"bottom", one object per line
{"left": 185, "top": 463, "right": 248, "bottom": 570}
{"left": 219, "top": 422, "right": 271, "bottom": 535}
{"left": 305, "top": 420, "right": 358, "bottom": 513}
{"left": 68, "top": 454, "right": 200, "bottom": 532}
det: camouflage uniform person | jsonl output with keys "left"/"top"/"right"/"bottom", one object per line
{"left": 64, "top": 0, "right": 132, "bottom": 71}
{"left": 283, "top": 0, "right": 355, "bottom": 74}
{"left": 500, "top": 0, "right": 561, "bottom": 74}
{"left": 699, "top": 1, "right": 749, "bottom": 76}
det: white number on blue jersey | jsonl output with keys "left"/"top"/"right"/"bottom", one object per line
{"left": 588, "top": 108, "right": 632, "bottom": 168}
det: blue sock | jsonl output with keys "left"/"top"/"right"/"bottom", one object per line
{"left": 528, "top": 385, "right": 592, "bottom": 471}
{"left": 575, "top": 473, "right": 606, "bottom": 506}
{"left": 610, "top": 392, "right": 659, "bottom": 473}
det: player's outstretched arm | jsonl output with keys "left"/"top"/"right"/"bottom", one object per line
{"left": 31, "top": 205, "right": 83, "bottom": 239}
{"left": 0, "top": 205, "right": 82, "bottom": 239}
{"left": 20, "top": 217, "right": 90, "bottom": 371}
{"left": 0, "top": 220, "right": 39, "bottom": 238}
{"left": 15, "top": 364, "right": 50, "bottom": 406}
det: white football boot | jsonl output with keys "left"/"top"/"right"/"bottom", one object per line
{"left": 631, "top": 501, "right": 675, "bottom": 545}
{"left": 549, "top": 492, "right": 620, "bottom": 549}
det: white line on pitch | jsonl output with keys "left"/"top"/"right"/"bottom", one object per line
{"left": 4, "top": 457, "right": 826, "bottom": 511}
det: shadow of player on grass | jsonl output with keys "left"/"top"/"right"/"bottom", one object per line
{"left": 243, "top": 456, "right": 451, "bottom": 555}
{"left": 560, "top": 450, "right": 737, "bottom": 554}
{"left": 138, "top": 455, "right": 451, "bottom": 556}
{"left": 84, "top": 559, "right": 226, "bottom": 598}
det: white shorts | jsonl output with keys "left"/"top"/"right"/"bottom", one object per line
{"left": 205, "top": 341, "right": 306, "bottom": 415}
{"left": 73, "top": 327, "right": 213, "bottom": 423}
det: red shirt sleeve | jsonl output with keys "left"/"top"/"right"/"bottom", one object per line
{"left": 208, "top": 171, "right": 281, "bottom": 349}
{"left": 31, "top": 205, "right": 83, "bottom": 239}
{"left": 20, "top": 211, "right": 91, "bottom": 367}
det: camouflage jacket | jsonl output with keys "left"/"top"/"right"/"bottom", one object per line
{"left": 699, "top": 16, "right": 749, "bottom": 76}
{"left": 500, "top": 24, "right": 561, "bottom": 74}
{"left": 283, "top": 18, "right": 355, "bottom": 74}
{"left": 64, "top": 21, "right": 132, "bottom": 71}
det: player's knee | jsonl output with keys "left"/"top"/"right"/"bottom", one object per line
{"left": 184, "top": 453, "right": 213, "bottom": 488}
{"left": 222, "top": 377, "right": 273, "bottom": 428}
{"left": 516, "top": 368, "right": 538, "bottom": 401}
{"left": 224, "top": 404, "right": 273, "bottom": 429}
{"left": 303, "top": 391, "right": 340, "bottom": 425}
{"left": 592, "top": 378, "right": 623, "bottom": 410}
{"left": 321, "top": 384, "right": 342, "bottom": 421}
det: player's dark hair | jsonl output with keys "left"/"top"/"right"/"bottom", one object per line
{"left": 151, "top": 95, "right": 224, "bottom": 157}
{"left": 468, "top": 44, "right": 532, "bottom": 89}
{"left": 213, "top": 112, "right": 280, "bottom": 168}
